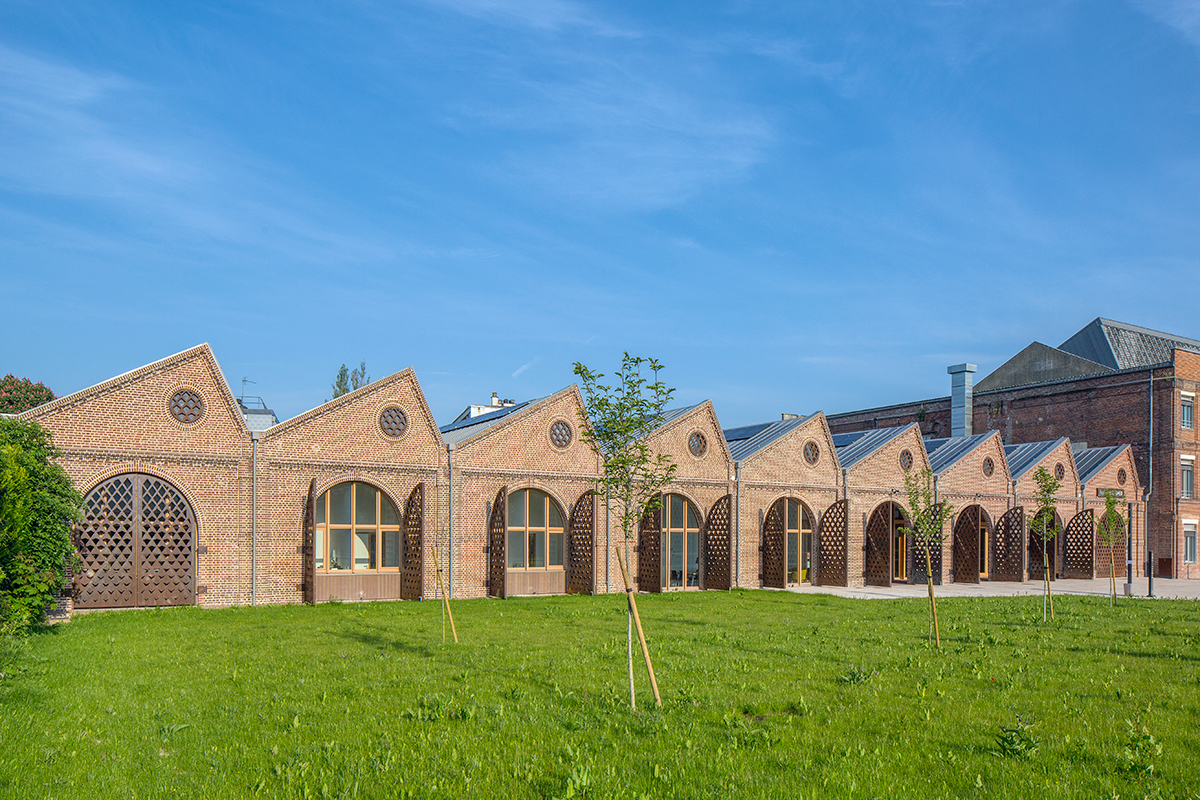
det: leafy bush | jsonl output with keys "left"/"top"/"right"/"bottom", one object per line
{"left": 993, "top": 715, "right": 1039, "bottom": 759}
{"left": 0, "top": 418, "right": 79, "bottom": 634}
{"left": 0, "top": 375, "right": 54, "bottom": 414}
{"left": 1119, "top": 719, "right": 1162, "bottom": 776}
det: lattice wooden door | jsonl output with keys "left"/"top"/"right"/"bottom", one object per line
{"left": 1095, "top": 511, "right": 1127, "bottom": 579}
{"left": 402, "top": 483, "right": 424, "bottom": 600}
{"left": 567, "top": 490, "right": 595, "bottom": 595}
{"left": 637, "top": 499, "right": 662, "bottom": 593}
{"left": 1028, "top": 510, "right": 1058, "bottom": 581}
{"left": 702, "top": 494, "right": 731, "bottom": 591}
{"left": 761, "top": 498, "right": 786, "bottom": 589}
{"left": 75, "top": 473, "right": 195, "bottom": 609}
{"left": 992, "top": 506, "right": 1024, "bottom": 581}
{"left": 816, "top": 499, "right": 848, "bottom": 586}
{"left": 1063, "top": 509, "right": 1094, "bottom": 579}
{"left": 302, "top": 478, "right": 316, "bottom": 604}
{"left": 952, "top": 506, "right": 982, "bottom": 584}
{"left": 487, "top": 487, "right": 507, "bottom": 598}
{"left": 864, "top": 504, "right": 892, "bottom": 587}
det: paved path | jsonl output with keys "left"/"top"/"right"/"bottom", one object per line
{"left": 785, "top": 577, "right": 1200, "bottom": 601}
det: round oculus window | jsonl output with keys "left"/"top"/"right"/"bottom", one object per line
{"left": 169, "top": 390, "right": 204, "bottom": 424}
{"left": 1055, "top": 462, "right": 1066, "bottom": 482}
{"left": 803, "top": 440, "right": 820, "bottom": 465}
{"left": 549, "top": 420, "right": 573, "bottom": 449}
{"left": 688, "top": 432, "right": 707, "bottom": 458}
{"left": 982, "top": 457, "right": 995, "bottom": 477}
{"left": 899, "top": 449, "right": 913, "bottom": 471}
{"left": 379, "top": 406, "right": 408, "bottom": 438}
{"left": 1118, "top": 468, "right": 1127, "bottom": 486}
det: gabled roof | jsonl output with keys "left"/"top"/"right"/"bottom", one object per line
{"left": 723, "top": 415, "right": 810, "bottom": 462}
{"left": 833, "top": 424, "right": 914, "bottom": 470}
{"left": 1074, "top": 444, "right": 1131, "bottom": 485}
{"left": 923, "top": 433, "right": 993, "bottom": 475}
{"left": 440, "top": 397, "right": 541, "bottom": 446}
{"left": 1060, "top": 318, "right": 1200, "bottom": 371}
{"left": 976, "top": 341, "right": 1111, "bottom": 393}
{"left": 655, "top": 404, "right": 701, "bottom": 431}
{"left": 1003, "top": 438, "right": 1069, "bottom": 480}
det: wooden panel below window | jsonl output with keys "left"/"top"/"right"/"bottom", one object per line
{"left": 315, "top": 572, "right": 402, "bottom": 603}
{"left": 506, "top": 570, "right": 566, "bottom": 596}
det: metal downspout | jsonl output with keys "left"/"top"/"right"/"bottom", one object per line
{"left": 447, "top": 443, "right": 454, "bottom": 599}
{"left": 734, "top": 461, "right": 741, "bottom": 590}
{"left": 1146, "top": 368, "right": 1153, "bottom": 580}
{"left": 250, "top": 430, "right": 259, "bottom": 606}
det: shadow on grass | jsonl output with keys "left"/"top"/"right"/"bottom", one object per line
{"left": 335, "top": 628, "right": 436, "bottom": 659}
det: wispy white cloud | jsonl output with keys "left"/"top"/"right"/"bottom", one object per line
{"left": 511, "top": 358, "right": 538, "bottom": 378}
{"left": 1135, "top": 0, "right": 1200, "bottom": 47}
{"left": 421, "top": 0, "right": 636, "bottom": 36}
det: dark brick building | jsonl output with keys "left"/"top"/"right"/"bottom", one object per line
{"left": 827, "top": 318, "right": 1200, "bottom": 579}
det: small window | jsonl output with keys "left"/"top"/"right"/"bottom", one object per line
{"left": 982, "top": 457, "right": 995, "bottom": 477}
{"left": 1183, "top": 463, "right": 1194, "bottom": 500}
{"left": 1182, "top": 396, "right": 1194, "bottom": 431}
{"left": 803, "top": 441, "right": 820, "bottom": 465}
{"left": 1118, "top": 468, "right": 1127, "bottom": 486}
{"left": 688, "top": 432, "right": 707, "bottom": 458}
{"left": 899, "top": 450, "right": 913, "bottom": 471}
{"left": 1185, "top": 523, "right": 1197, "bottom": 565}
{"left": 1054, "top": 462, "right": 1065, "bottom": 482}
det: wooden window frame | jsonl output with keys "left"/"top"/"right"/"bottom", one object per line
{"left": 661, "top": 494, "right": 702, "bottom": 589}
{"left": 785, "top": 498, "right": 815, "bottom": 585}
{"left": 313, "top": 482, "right": 402, "bottom": 574}
{"left": 506, "top": 489, "right": 566, "bottom": 573}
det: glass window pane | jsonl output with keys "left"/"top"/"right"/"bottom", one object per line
{"left": 787, "top": 499, "right": 798, "bottom": 530}
{"left": 549, "top": 531, "right": 563, "bottom": 567}
{"left": 315, "top": 527, "right": 325, "bottom": 570}
{"left": 549, "top": 501, "right": 563, "bottom": 529}
{"left": 802, "top": 508, "right": 814, "bottom": 532}
{"left": 670, "top": 495, "right": 684, "bottom": 529}
{"left": 382, "top": 531, "right": 400, "bottom": 568}
{"left": 787, "top": 531, "right": 798, "bottom": 582}
{"left": 528, "top": 491, "right": 546, "bottom": 528}
{"left": 355, "top": 484, "right": 377, "bottom": 525}
{"left": 329, "top": 528, "right": 352, "bottom": 570}
{"left": 801, "top": 531, "right": 812, "bottom": 581}
{"left": 670, "top": 530, "right": 683, "bottom": 587}
{"left": 508, "top": 491, "right": 525, "bottom": 528}
{"left": 529, "top": 530, "right": 545, "bottom": 568}
{"left": 315, "top": 494, "right": 326, "bottom": 524}
{"left": 687, "top": 530, "right": 699, "bottom": 586}
{"left": 380, "top": 495, "right": 400, "bottom": 526}
{"left": 508, "top": 529, "right": 524, "bottom": 568}
{"left": 355, "top": 530, "right": 376, "bottom": 570}
{"left": 329, "top": 484, "right": 352, "bottom": 525}
{"left": 686, "top": 503, "right": 699, "bottom": 530}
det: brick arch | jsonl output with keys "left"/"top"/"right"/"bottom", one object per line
{"left": 310, "top": 474, "right": 409, "bottom": 527}
{"left": 761, "top": 495, "right": 819, "bottom": 589}
{"left": 79, "top": 462, "right": 206, "bottom": 538}
{"left": 504, "top": 482, "right": 572, "bottom": 522}
{"left": 662, "top": 489, "right": 706, "bottom": 529}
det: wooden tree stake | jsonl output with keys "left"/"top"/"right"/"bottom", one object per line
{"left": 615, "top": 546, "right": 661, "bottom": 708}
{"left": 429, "top": 540, "right": 458, "bottom": 643}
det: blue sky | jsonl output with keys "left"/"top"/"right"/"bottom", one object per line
{"left": 2, "top": 1, "right": 1199, "bottom": 426}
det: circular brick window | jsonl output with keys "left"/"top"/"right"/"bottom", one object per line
{"left": 550, "top": 420, "right": 573, "bottom": 449}
{"left": 983, "top": 457, "right": 995, "bottom": 477}
{"left": 804, "top": 440, "right": 820, "bottom": 465}
{"left": 379, "top": 406, "right": 408, "bottom": 438}
{"left": 1118, "top": 468, "right": 1127, "bottom": 486}
{"left": 169, "top": 390, "right": 204, "bottom": 424}
{"left": 688, "top": 432, "right": 707, "bottom": 458}
{"left": 899, "top": 449, "right": 913, "bottom": 471}
{"left": 1055, "top": 462, "right": 1065, "bottom": 482}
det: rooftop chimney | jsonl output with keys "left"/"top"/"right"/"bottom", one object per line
{"left": 491, "top": 392, "right": 500, "bottom": 407}
{"left": 947, "top": 363, "right": 977, "bottom": 438}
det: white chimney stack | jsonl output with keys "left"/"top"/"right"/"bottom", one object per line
{"left": 947, "top": 364, "right": 977, "bottom": 437}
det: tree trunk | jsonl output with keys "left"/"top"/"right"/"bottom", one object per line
{"left": 627, "top": 610, "right": 635, "bottom": 710}
{"left": 1044, "top": 550, "right": 1055, "bottom": 621}
{"left": 1109, "top": 549, "right": 1117, "bottom": 607}
{"left": 925, "top": 545, "right": 940, "bottom": 649}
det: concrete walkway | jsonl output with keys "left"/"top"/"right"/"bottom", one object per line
{"left": 785, "top": 577, "right": 1200, "bottom": 601}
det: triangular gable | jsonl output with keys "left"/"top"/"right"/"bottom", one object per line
{"left": 731, "top": 412, "right": 839, "bottom": 486}
{"left": 1013, "top": 438, "right": 1079, "bottom": 498}
{"left": 1080, "top": 445, "right": 1140, "bottom": 499}
{"left": 260, "top": 367, "right": 442, "bottom": 466}
{"left": 929, "top": 431, "right": 1012, "bottom": 496}
{"left": 842, "top": 423, "right": 930, "bottom": 487}
{"left": 20, "top": 343, "right": 250, "bottom": 450}
{"left": 643, "top": 401, "right": 732, "bottom": 482}
{"left": 976, "top": 341, "right": 1110, "bottom": 392}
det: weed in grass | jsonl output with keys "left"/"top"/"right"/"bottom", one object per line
{"left": 992, "top": 714, "right": 1039, "bottom": 759}
{"left": 839, "top": 664, "right": 877, "bottom": 685}
{"left": 1119, "top": 718, "right": 1163, "bottom": 777}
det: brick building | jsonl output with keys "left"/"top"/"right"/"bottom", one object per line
{"left": 827, "top": 318, "right": 1177, "bottom": 578}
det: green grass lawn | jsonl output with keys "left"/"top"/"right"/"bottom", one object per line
{"left": 1, "top": 590, "right": 1197, "bottom": 799}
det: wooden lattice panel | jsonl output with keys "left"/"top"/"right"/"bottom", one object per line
{"left": 75, "top": 474, "right": 195, "bottom": 609}
{"left": 1063, "top": 509, "right": 1094, "bottom": 579}
{"left": 488, "top": 487, "right": 507, "bottom": 599}
{"left": 816, "top": 499, "right": 848, "bottom": 587}
{"left": 864, "top": 504, "right": 892, "bottom": 587}
{"left": 992, "top": 506, "right": 1024, "bottom": 582}
{"left": 952, "top": 506, "right": 982, "bottom": 585}
{"left": 911, "top": 535, "right": 942, "bottom": 586}
{"left": 761, "top": 498, "right": 786, "bottom": 589}
{"left": 702, "top": 494, "right": 731, "bottom": 591}
{"left": 637, "top": 500, "right": 662, "bottom": 593}
{"left": 566, "top": 490, "right": 595, "bottom": 595}
{"left": 402, "top": 483, "right": 424, "bottom": 600}
{"left": 301, "top": 479, "right": 315, "bottom": 604}
{"left": 1028, "top": 509, "right": 1058, "bottom": 581}
{"left": 1095, "top": 511, "right": 1127, "bottom": 579}
{"left": 75, "top": 475, "right": 138, "bottom": 608}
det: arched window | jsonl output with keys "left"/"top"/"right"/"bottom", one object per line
{"left": 313, "top": 482, "right": 401, "bottom": 572}
{"left": 507, "top": 489, "right": 565, "bottom": 571}
{"left": 662, "top": 494, "right": 701, "bottom": 588}
{"left": 786, "top": 499, "right": 815, "bottom": 584}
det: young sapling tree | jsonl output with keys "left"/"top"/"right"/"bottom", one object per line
{"left": 1098, "top": 490, "right": 1126, "bottom": 607}
{"left": 1031, "top": 465, "right": 1062, "bottom": 622}
{"left": 901, "top": 468, "right": 954, "bottom": 649}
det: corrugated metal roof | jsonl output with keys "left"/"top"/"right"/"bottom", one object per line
{"left": 924, "top": 433, "right": 992, "bottom": 475}
{"left": 723, "top": 415, "right": 810, "bottom": 462}
{"left": 1073, "top": 445, "right": 1129, "bottom": 484}
{"left": 655, "top": 404, "right": 700, "bottom": 429}
{"left": 1060, "top": 318, "right": 1200, "bottom": 371}
{"left": 833, "top": 425, "right": 913, "bottom": 470}
{"left": 440, "top": 397, "right": 540, "bottom": 446}
{"left": 1003, "top": 438, "right": 1067, "bottom": 480}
